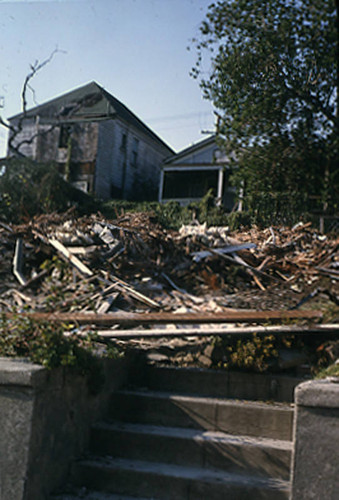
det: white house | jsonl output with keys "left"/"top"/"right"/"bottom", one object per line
{"left": 7, "top": 81, "right": 174, "bottom": 201}
{"left": 159, "top": 135, "right": 236, "bottom": 210}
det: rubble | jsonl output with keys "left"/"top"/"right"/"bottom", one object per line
{"left": 0, "top": 210, "right": 338, "bottom": 373}
{"left": 0, "top": 211, "right": 337, "bottom": 314}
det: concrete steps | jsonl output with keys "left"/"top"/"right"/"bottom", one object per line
{"left": 109, "top": 389, "right": 294, "bottom": 440}
{"left": 71, "top": 457, "right": 290, "bottom": 500}
{"left": 90, "top": 421, "right": 292, "bottom": 479}
{"left": 57, "top": 365, "right": 299, "bottom": 499}
{"left": 54, "top": 491, "right": 152, "bottom": 500}
{"left": 140, "top": 365, "right": 301, "bottom": 403}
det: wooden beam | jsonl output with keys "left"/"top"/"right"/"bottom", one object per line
{"left": 48, "top": 238, "right": 93, "bottom": 277}
{"left": 92, "top": 324, "right": 339, "bottom": 339}
{"left": 2, "top": 309, "right": 323, "bottom": 326}
{"left": 13, "top": 238, "right": 27, "bottom": 286}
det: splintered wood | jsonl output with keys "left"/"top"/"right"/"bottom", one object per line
{"left": 0, "top": 211, "right": 337, "bottom": 335}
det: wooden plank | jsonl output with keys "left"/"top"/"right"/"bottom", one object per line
{"left": 13, "top": 238, "right": 27, "bottom": 286}
{"left": 191, "top": 243, "right": 256, "bottom": 262}
{"left": 48, "top": 238, "right": 93, "bottom": 277}
{"left": 105, "top": 274, "right": 161, "bottom": 309}
{"left": 316, "top": 267, "right": 339, "bottom": 277}
{"left": 32, "top": 231, "right": 93, "bottom": 277}
{"left": 92, "top": 324, "right": 339, "bottom": 339}
{"left": 20, "top": 269, "right": 49, "bottom": 290}
{"left": 198, "top": 243, "right": 281, "bottom": 283}
{"left": 2, "top": 309, "right": 323, "bottom": 326}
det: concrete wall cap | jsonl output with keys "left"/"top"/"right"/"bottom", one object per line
{"left": 295, "top": 378, "right": 339, "bottom": 408}
{"left": 0, "top": 357, "right": 47, "bottom": 387}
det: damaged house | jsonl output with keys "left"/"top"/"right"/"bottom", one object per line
{"left": 158, "top": 135, "right": 237, "bottom": 210}
{"left": 7, "top": 81, "right": 174, "bottom": 200}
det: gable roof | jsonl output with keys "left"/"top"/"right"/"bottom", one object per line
{"left": 9, "top": 81, "right": 174, "bottom": 154}
{"left": 164, "top": 134, "right": 216, "bottom": 165}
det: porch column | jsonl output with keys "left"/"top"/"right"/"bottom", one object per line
{"left": 158, "top": 168, "right": 165, "bottom": 202}
{"left": 237, "top": 182, "right": 244, "bottom": 212}
{"left": 216, "top": 168, "right": 224, "bottom": 206}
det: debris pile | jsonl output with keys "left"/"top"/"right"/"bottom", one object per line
{"left": 1, "top": 210, "right": 338, "bottom": 373}
{"left": 0, "top": 212, "right": 338, "bottom": 316}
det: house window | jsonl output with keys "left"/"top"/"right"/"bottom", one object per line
{"left": 131, "top": 137, "right": 139, "bottom": 167}
{"left": 120, "top": 132, "right": 127, "bottom": 150}
{"left": 58, "top": 124, "right": 72, "bottom": 148}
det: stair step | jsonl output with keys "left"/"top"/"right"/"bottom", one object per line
{"left": 53, "top": 491, "right": 153, "bottom": 500}
{"left": 72, "top": 457, "right": 290, "bottom": 500}
{"left": 109, "top": 390, "right": 294, "bottom": 440}
{"left": 90, "top": 421, "right": 292, "bottom": 479}
{"left": 137, "top": 365, "right": 303, "bottom": 403}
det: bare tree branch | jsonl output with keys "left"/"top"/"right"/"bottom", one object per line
{"left": 0, "top": 48, "right": 65, "bottom": 157}
{"left": 0, "top": 116, "right": 17, "bottom": 135}
{"left": 27, "top": 83, "right": 39, "bottom": 106}
{"left": 21, "top": 48, "right": 61, "bottom": 115}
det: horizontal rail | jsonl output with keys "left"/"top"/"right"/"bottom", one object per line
{"left": 92, "top": 324, "right": 339, "bottom": 339}
{"left": 2, "top": 309, "right": 322, "bottom": 326}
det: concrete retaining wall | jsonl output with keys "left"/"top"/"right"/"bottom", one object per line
{"left": 0, "top": 354, "right": 136, "bottom": 500}
{"left": 291, "top": 378, "right": 339, "bottom": 500}
{"left": 2, "top": 357, "right": 338, "bottom": 500}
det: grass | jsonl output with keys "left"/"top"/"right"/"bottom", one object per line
{"left": 315, "top": 362, "right": 339, "bottom": 379}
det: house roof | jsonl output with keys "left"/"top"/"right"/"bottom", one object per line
{"left": 164, "top": 134, "right": 216, "bottom": 164}
{"left": 9, "top": 81, "right": 174, "bottom": 154}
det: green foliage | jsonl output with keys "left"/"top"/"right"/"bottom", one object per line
{"left": 101, "top": 199, "right": 160, "bottom": 220}
{"left": 101, "top": 191, "right": 242, "bottom": 230}
{"left": 39, "top": 256, "right": 99, "bottom": 312}
{"left": 0, "top": 313, "right": 121, "bottom": 393}
{"left": 0, "top": 157, "right": 98, "bottom": 223}
{"left": 312, "top": 338, "right": 339, "bottom": 378}
{"left": 192, "top": 0, "right": 338, "bottom": 221}
{"left": 214, "top": 333, "right": 305, "bottom": 373}
{"left": 216, "top": 333, "right": 279, "bottom": 372}
{"left": 225, "top": 210, "right": 252, "bottom": 231}
{"left": 154, "top": 190, "right": 229, "bottom": 229}
{"left": 155, "top": 201, "right": 194, "bottom": 229}
{"left": 315, "top": 363, "right": 339, "bottom": 379}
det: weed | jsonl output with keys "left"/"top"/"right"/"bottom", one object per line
{"left": 0, "top": 312, "right": 122, "bottom": 393}
{"left": 315, "top": 363, "right": 339, "bottom": 379}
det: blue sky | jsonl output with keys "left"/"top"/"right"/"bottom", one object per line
{"left": 0, "top": 0, "right": 215, "bottom": 156}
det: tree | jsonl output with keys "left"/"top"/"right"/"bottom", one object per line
{"left": 191, "top": 0, "right": 338, "bottom": 221}
{"left": 0, "top": 48, "right": 65, "bottom": 157}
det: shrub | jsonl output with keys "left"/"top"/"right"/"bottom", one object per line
{"left": 0, "top": 157, "right": 97, "bottom": 223}
{"left": 0, "top": 313, "right": 119, "bottom": 393}
{"left": 213, "top": 333, "right": 307, "bottom": 373}
{"left": 101, "top": 191, "right": 239, "bottom": 231}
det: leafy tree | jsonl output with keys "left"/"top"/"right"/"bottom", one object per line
{"left": 191, "top": 0, "right": 338, "bottom": 221}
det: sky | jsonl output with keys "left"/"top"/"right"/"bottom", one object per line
{"left": 0, "top": 0, "right": 216, "bottom": 157}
